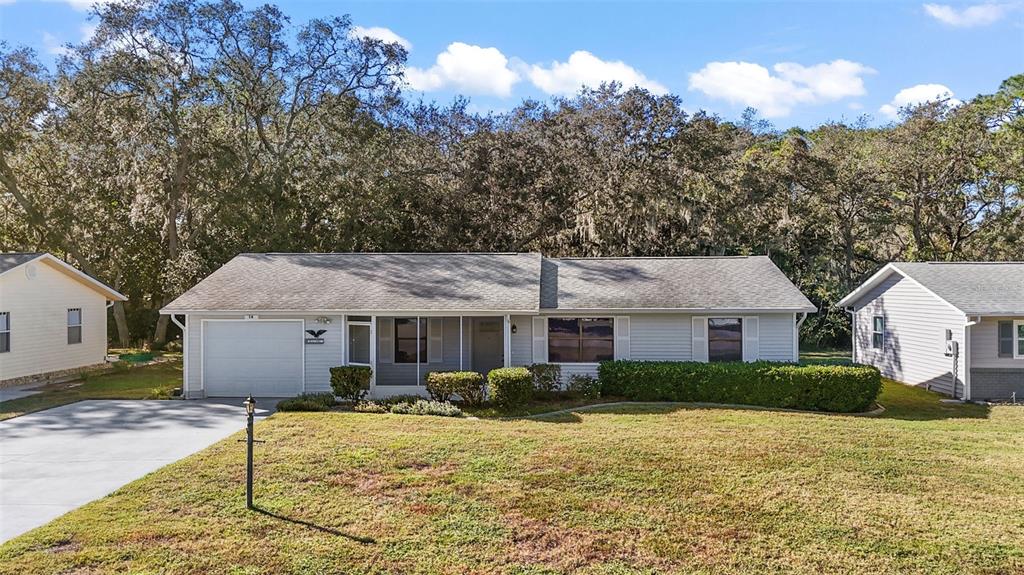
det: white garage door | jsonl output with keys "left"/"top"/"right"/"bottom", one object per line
{"left": 203, "top": 320, "right": 304, "bottom": 397}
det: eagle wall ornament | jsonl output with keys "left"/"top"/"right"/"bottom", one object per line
{"left": 306, "top": 329, "right": 327, "bottom": 338}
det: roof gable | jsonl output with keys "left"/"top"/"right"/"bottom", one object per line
{"left": 0, "top": 253, "right": 127, "bottom": 301}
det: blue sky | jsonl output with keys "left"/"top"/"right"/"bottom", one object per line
{"left": 1, "top": 0, "right": 1021, "bottom": 128}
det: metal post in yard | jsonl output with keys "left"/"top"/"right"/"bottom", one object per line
{"left": 244, "top": 395, "right": 256, "bottom": 510}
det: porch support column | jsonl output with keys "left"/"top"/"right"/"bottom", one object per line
{"left": 503, "top": 314, "right": 512, "bottom": 368}
{"left": 369, "top": 315, "right": 377, "bottom": 394}
{"left": 416, "top": 316, "right": 421, "bottom": 386}
{"left": 459, "top": 315, "right": 464, "bottom": 370}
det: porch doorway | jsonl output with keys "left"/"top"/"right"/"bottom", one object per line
{"left": 472, "top": 318, "right": 504, "bottom": 375}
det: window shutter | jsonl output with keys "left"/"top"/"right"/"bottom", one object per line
{"left": 532, "top": 317, "right": 547, "bottom": 364}
{"left": 691, "top": 317, "right": 708, "bottom": 362}
{"left": 998, "top": 321, "right": 1013, "bottom": 358}
{"left": 428, "top": 318, "right": 444, "bottom": 363}
{"left": 614, "top": 316, "right": 631, "bottom": 360}
{"left": 378, "top": 318, "right": 394, "bottom": 364}
{"left": 743, "top": 316, "right": 760, "bottom": 362}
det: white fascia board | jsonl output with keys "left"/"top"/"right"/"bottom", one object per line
{"left": 159, "top": 308, "right": 540, "bottom": 316}
{"left": 1, "top": 253, "right": 128, "bottom": 301}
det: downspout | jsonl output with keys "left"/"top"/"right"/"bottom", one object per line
{"left": 963, "top": 316, "right": 980, "bottom": 401}
{"left": 794, "top": 312, "right": 808, "bottom": 362}
{"left": 169, "top": 314, "right": 187, "bottom": 398}
{"left": 844, "top": 307, "right": 856, "bottom": 364}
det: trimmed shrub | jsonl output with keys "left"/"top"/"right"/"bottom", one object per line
{"left": 354, "top": 400, "right": 388, "bottom": 413}
{"left": 598, "top": 361, "right": 881, "bottom": 413}
{"left": 388, "top": 399, "right": 462, "bottom": 417}
{"left": 528, "top": 363, "right": 562, "bottom": 395}
{"left": 487, "top": 367, "right": 533, "bottom": 408}
{"left": 424, "top": 371, "right": 486, "bottom": 405}
{"left": 329, "top": 366, "right": 372, "bottom": 403}
{"left": 277, "top": 392, "right": 336, "bottom": 412}
{"left": 566, "top": 374, "right": 600, "bottom": 399}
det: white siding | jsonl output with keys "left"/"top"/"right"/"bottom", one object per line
{"left": 757, "top": 313, "right": 795, "bottom": 361}
{"left": 970, "top": 317, "right": 1024, "bottom": 369}
{"left": 0, "top": 260, "right": 110, "bottom": 382}
{"left": 630, "top": 314, "right": 692, "bottom": 361}
{"left": 851, "top": 273, "right": 966, "bottom": 396}
{"left": 509, "top": 315, "right": 533, "bottom": 366}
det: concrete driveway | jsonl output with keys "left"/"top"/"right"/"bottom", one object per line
{"left": 0, "top": 398, "right": 276, "bottom": 543}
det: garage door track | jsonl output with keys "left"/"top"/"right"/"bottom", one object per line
{"left": 0, "top": 399, "right": 275, "bottom": 544}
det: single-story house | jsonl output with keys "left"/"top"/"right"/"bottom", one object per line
{"left": 160, "top": 253, "right": 816, "bottom": 399}
{"left": 838, "top": 261, "right": 1024, "bottom": 401}
{"left": 0, "top": 253, "right": 127, "bottom": 386}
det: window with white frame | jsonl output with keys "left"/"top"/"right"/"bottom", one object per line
{"left": 1016, "top": 320, "right": 1024, "bottom": 359}
{"left": 547, "top": 318, "right": 613, "bottom": 363}
{"left": 348, "top": 320, "right": 371, "bottom": 365}
{"left": 394, "top": 318, "right": 426, "bottom": 363}
{"left": 0, "top": 312, "right": 9, "bottom": 353}
{"left": 872, "top": 316, "right": 884, "bottom": 349}
{"left": 67, "top": 308, "right": 82, "bottom": 345}
{"left": 708, "top": 318, "right": 743, "bottom": 362}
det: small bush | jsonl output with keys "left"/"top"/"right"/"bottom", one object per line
{"left": 388, "top": 399, "right": 462, "bottom": 417}
{"left": 566, "top": 374, "right": 600, "bottom": 399}
{"left": 277, "top": 392, "right": 336, "bottom": 412}
{"left": 598, "top": 361, "right": 881, "bottom": 413}
{"left": 424, "top": 371, "right": 486, "bottom": 405}
{"left": 354, "top": 400, "right": 387, "bottom": 413}
{"left": 488, "top": 367, "right": 534, "bottom": 408}
{"left": 378, "top": 394, "right": 425, "bottom": 406}
{"left": 528, "top": 363, "right": 562, "bottom": 395}
{"left": 329, "top": 366, "right": 372, "bottom": 403}
{"left": 165, "top": 340, "right": 183, "bottom": 353}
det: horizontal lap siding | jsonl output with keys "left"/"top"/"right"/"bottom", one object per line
{"left": 0, "top": 262, "right": 109, "bottom": 382}
{"left": 970, "top": 317, "right": 1024, "bottom": 369}
{"left": 629, "top": 314, "right": 692, "bottom": 361}
{"left": 509, "top": 315, "right": 533, "bottom": 367}
{"left": 853, "top": 274, "right": 966, "bottom": 396}
{"left": 757, "top": 314, "right": 795, "bottom": 361}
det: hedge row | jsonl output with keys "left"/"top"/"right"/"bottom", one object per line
{"left": 598, "top": 361, "right": 881, "bottom": 413}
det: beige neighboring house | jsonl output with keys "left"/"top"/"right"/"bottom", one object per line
{"left": 0, "top": 253, "right": 127, "bottom": 386}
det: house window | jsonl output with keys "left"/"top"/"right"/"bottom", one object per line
{"left": 998, "top": 321, "right": 1013, "bottom": 358}
{"left": 67, "top": 308, "right": 82, "bottom": 345}
{"left": 0, "top": 312, "right": 9, "bottom": 353}
{"left": 1016, "top": 320, "right": 1024, "bottom": 359}
{"left": 348, "top": 322, "right": 371, "bottom": 365}
{"left": 547, "top": 318, "right": 613, "bottom": 363}
{"left": 708, "top": 318, "right": 742, "bottom": 362}
{"left": 394, "top": 318, "right": 426, "bottom": 363}
{"left": 872, "top": 316, "right": 884, "bottom": 350}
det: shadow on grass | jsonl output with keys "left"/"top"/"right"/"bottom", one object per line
{"left": 253, "top": 507, "right": 376, "bottom": 544}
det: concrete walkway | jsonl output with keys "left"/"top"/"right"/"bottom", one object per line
{"left": 0, "top": 383, "right": 47, "bottom": 402}
{"left": 0, "top": 398, "right": 276, "bottom": 543}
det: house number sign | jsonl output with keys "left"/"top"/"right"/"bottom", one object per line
{"left": 305, "top": 329, "right": 326, "bottom": 344}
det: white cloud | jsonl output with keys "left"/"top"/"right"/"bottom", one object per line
{"left": 878, "top": 83, "right": 962, "bottom": 119}
{"left": 526, "top": 50, "right": 667, "bottom": 95}
{"left": 0, "top": 0, "right": 17, "bottom": 6}
{"left": 405, "top": 42, "right": 520, "bottom": 97}
{"left": 923, "top": 3, "right": 1011, "bottom": 27}
{"left": 80, "top": 22, "right": 98, "bottom": 42}
{"left": 350, "top": 26, "right": 411, "bottom": 51}
{"left": 687, "top": 59, "right": 874, "bottom": 118}
{"left": 43, "top": 0, "right": 106, "bottom": 11}
{"left": 42, "top": 32, "right": 72, "bottom": 56}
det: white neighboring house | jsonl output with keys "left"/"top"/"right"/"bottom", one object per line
{"left": 160, "top": 253, "right": 816, "bottom": 399}
{"left": 838, "top": 262, "right": 1024, "bottom": 401}
{"left": 0, "top": 253, "right": 127, "bottom": 386}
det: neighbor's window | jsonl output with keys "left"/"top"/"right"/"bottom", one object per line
{"left": 547, "top": 318, "right": 613, "bottom": 363}
{"left": 0, "top": 312, "right": 9, "bottom": 353}
{"left": 708, "top": 318, "right": 743, "bottom": 362}
{"left": 998, "top": 321, "right": 1013, "bottom": 358}
{"left": 872, "top": 316, "right": 884, "bottom": 350}
{"left": 1016, "top": 320, "right": 1024, "bottom": 359}
{"left": 67, "top": 308, "right": 82, "bottom": 345}
{"left": 394, "top": 318, "right": 426, "bottom": 363}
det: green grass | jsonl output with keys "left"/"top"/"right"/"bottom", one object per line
{"left": 799, "top": 348, "right": 853, "bottom": 365}
{"left": 2, "top": 379, "right": 1022, "bottom": 574}
{"left": 0, "top": 360, "right": 182, "bottom": 421}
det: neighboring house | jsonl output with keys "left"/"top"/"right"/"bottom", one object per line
{"left": 838, "top": 262, "right": 1024, "bottom": 401}
{"left": 0, "top": 253, "right": 127, "bottom": 386}
{"left": 161, "top": 253, "right": 816, "bottom": 399}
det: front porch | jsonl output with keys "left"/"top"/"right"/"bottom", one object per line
{"left": 341, "top": 315, "right": 518, "bottom": 398}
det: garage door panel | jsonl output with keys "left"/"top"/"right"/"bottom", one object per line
{"left": 203, "top": 321, "right": 303, "bottom": 397}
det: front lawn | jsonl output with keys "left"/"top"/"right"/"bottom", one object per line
{"left": 1, "top": 380, "right": 1021, "bottom": 574}
{"left": 0, "top": 360, "right": 182, "bottom": 421}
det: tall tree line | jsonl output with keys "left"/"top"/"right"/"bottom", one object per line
{"left": 1, "top": 0, "right": 1021, "bottom": 348}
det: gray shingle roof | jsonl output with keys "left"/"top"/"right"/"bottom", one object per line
{"left": 893, "top": 262, "right": 1024, "bottom": 315}
{"left": 162, "top": 253, "right": 815, "bottom": 314}
{"left": 540, "top": 256, "right": 816, "bottom": 312}
{"left": 0, "top": 253, "right": 43, "bottom": 274}
{"left": 162, "top": 253, "right": 544, "bottom": 313}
